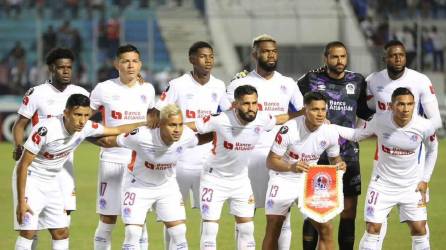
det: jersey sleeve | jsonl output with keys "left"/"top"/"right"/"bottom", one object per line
{"left": 155, "top": 81, "right": 178, "bottom": 111}
{"left": 270, "top": 125, "right": 292, "bottom": 156}
{"left": 182, "top": 127, "right": 199, "bottom": 148}
{"left": 116, "top": 128, "right": 141, "bottom": 149}
{"left": 145, "top": 83, "right": 156, "bottom": 109}
{"left": 89, "top": 84, "right": 104, "bottom": 110}
{"left": 17, "top": 87, "right": 38, "bottom": 119}
{"left": 226, "top": 81, "right": 239, "bottom": 103}
{"left": 421, "top": 124, "right": 438, "bottom": 182}
{"left": 218, "top": 94, "right": 232, "bottom": 112}
{"left": 23, "top": 125, "right": 48, "bottom": 155}
{"left": 195, "top": 114, "right": 218, "bottom": 134}
{"left": 83, "top": 121, "right": 105, "bottom": 137}
{"left": 365, "top": 73, "right": 376, "bottom": 111}
{"left": 334, "top": 118, "right": 374, "bottom": 142}
{"left": 296, "top": 73, "right": 311, "bottom": 96}
{"left": 288, "top": 83, "right": 304, "bottom": 112}
{"left": 356, "top": 77, "right": 375, "bottom": 120}
{"left": 326, "top": 128, "right": 340, "bottom": 158}
{"left": 418, "top": 79, "right": 442, "bottom": 129}
{"left": 263, "top": 112, "right": 277, "bottom": 132}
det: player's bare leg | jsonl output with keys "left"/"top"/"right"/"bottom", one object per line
{"left": 262, "top": 214, "right": 286, "bottom": 250}
{"left": 309, "top": 219, "right": 334, "bottom": 250}
{"left": 15, "top": 230, "right": 37, "bottom": 250}
{"left": 164, "top": 220, "right": 188, "bottom": 250}
{"left": 235, "top": 216, "right": 255, "bottom": 249}
{"left": 358, "top": 222, "right": 381, "bottom": 250}
{"left": 407, "top": 220, "right": 429, "bottom": 250}
{"left": 338, "top": 196, "right": 357, "bottom": 250}
{"left": 49, "top": 228, "right": 69, "bottom": 250}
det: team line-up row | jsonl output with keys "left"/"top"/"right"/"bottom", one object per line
{"left": 11, "top": 34, "right": 441, "bottom": 250}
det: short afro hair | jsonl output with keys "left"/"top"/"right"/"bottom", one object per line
{"left": 46, "top": 48, "right": 75, "bottom": 66}
{"left": 188, "top": 41, "right": 213, "bottom": 57}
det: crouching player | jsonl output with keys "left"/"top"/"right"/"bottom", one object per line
{"left": 13, "top": 94, "right": 145, "bottom": 250}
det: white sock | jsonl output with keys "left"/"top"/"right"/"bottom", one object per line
{"left": 167, "top": 224, "right": 188, "bottom": 250}
{"left": 200, "top": 222, "right": 219, "bottom": 250}
{"left": 140, "top": 224, "right": 149, "bottom": 250}
{"left": 359, "top": 232, "right": 379, "bottom": 250}
{"left": 236, "top": 222, "right": 255, "bottom": 249}
{"left": 52, "top": 238, "right": 69, "bottom": 250}
{"left": 123, "top": 225, "right": 143, "bottom": 250}
{"left": 15, "top": 236, "right": 33, "bottom": 250}
{"left": 278, "top": 212, "right": 291, "bottom": 250}
{"left": 412, "top": 235, "right": 430, "bottom": 250}
{"left": 94, "top": 221, "right": 115, "bottom": 250}
{"left": 377, "top": 220, "right": 387, "bottom": 250}
{"left": 164, "top": 225, "right": 171, "bottom": 250}
{"left": 31, "top": 235, "right": 38, "bottom": 250}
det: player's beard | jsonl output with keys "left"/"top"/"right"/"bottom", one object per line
{"left": 239, "top": 110, "right": 257, "bottom": 123}
{"left": 387, "top": 65, "right": 405, "bottom": 76}
{"left": 258, "top": 58, "right": 277, "bottom": 72}
{"left": 327, "top": 63, "right": 346, "bottom": 75}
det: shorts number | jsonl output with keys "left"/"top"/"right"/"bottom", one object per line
{"left": 269, "top": 185, "right": 279, "bottom": 197}
{"left": 123, "top": 192, "right": 136, "bottom": 205}
{"left": 367, "top": 191, "right": 379, "bottom": 205}
{"left": 100, "top": 182, "right": 107, "bottom": 196}
{"left": 201, "top": 188, "right": 214, "bottom": 202}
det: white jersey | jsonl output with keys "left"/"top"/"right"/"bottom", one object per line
{"left": 155, "top": 72, "right": 230, "bottom": 170}
{"left": 23, "top": 117, "right": 104, "bottom": 179}
{"left": 366, "top": 68, "right": 438, "bottom": 115}
{"left": 195, "top": 110, "right": 276, "bottom": 179}
{"left": 18, "top": 81, "right": 89, "bottom": 125}
{"left": 90, "top": 78, "right": 155, "bottom": 163}
{"left": 270, "top": 116, "right": 340, "bottom": 179}
{"left": 227, "top": 70, "right": 303, "bottom": 149}
{"left": 335, "top": 112, "right": 438, "bottom": 188}
{"left": 116, "top": 126, "right": 198, "bottom": 186}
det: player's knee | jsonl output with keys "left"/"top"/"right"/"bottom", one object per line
{"left": 237, "top": 221, "right": 254, "bottom": 237}
{"left": 266, "top": 215, "right": 285, "bottom": 232}
{"left": 50, "top": 228, "right": 69, "bottom": 240}
{"left": 100, "top": 214, "right": 117, "bottom": 224}
{"left": 124, "top": 225, "right": 143, "bottom": 244}
{"left": 366, "top": 222, "right": 382, "bottom": 234}
{"left": 202, "top": 221, "right": 219, "bottom": 237}
{"left": 410, "top": 221, "right": 427, "bottom": 236}
{"left": 317, "top": 222, "right": 333, "bottom": 239}
{"left": 167, "top": 223, "right": 187, "bottom": 246}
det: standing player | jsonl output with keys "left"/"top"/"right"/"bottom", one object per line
{"left": 335, "top": 88, "right": 438, "bottom": 250}
{"left": 90, "top": 44, "right": 156, "bottom": 250}
{"left": 13, "top": 94, "right": 145, "bottom": 250}
{"left": 12, "top": 48, "right": 89, "bottom": 248}
{"left": 187, "top": 85, "right": 296, "bottom": 250}
{"left": 227, "top": 35, "right": 304, "bottom": 249}
{"left": 94, "top": 104, "right": 209, "bottom": 250}
{"left": 296, "top": 41, "right": 374, "bottom": 250}
{"left": 365, "top": 40, "right": 442, "bottom": 247}
{"left": 153, "top": 41, "right": 229, "bottom": 209}
{"left": 262, "top": 92, "right": 347, "bottom": 250}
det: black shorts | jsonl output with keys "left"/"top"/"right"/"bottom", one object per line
{"left": 318, "top": 159, "right": 361, "bottom": 196}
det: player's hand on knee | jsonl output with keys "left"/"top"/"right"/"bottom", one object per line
{"left": 336, "top": 161, "right": 347, "bottom": 171}
{"left": 416, "top": 181, "right": 428, "bottom": 205}
{"left": 13, "top": 144, "right": 24, "bottom": 161}
{"left": 231, "top": 70, "right": 249, "bottom": 81}
{"left": 16, "top": 202, "right": 33, "bottom": 224}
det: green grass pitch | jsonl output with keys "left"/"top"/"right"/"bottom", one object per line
{"left": 0, "top": 139, "right": 445, "bottom": 249}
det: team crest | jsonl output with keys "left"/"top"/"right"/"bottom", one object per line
{"left": 410, "top": 134, "right": 419, "bottom": 142}
{"left": 37, "top": 126, "right": 48, "bottom": 136}
{"left": 99, "top": 198, "right": 107, "bottom": 209}
{"left": 201, "top": 203, "right": 209, "bottom": 215}
{"left": 313, "top": 173, "right": 332, "bottom": 196}
{"left": 23, "top": 213, "right": 32, "bottom": 226}
{"left": 319, "top": 140, "right": 327, "bottom": 149}
{"left": 366, "top": 205, "right": 374, "bottom": 217}
{"left": 346, "top": 83, "right": 355, "bottom": 95}
{"left": 176, "top": 146, "right": 184, "bottom": 154}
{"left": 140, "top": 95, "right": 147, "bottom": 103}
{"left": 123, "top": 207, "right": 132, "bottom": 217}
{"left": 266, "top": 199, "right": 274, "bottom": 209}
{"left": 211, "top": 92, "right": 218, "bottom": 102}
{"left": 248, "top": 195, "right": 255, "bottom": 204}
{"left": 254, "top": 126, "right": 261, "bottom": 134}
{"left": 280, "top": 85, "right": 287, "bottom": 93}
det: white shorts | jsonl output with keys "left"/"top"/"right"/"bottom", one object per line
{"left": 58, "top": 153, "right": 76, "bottom": 211}
{"left": 13, "top": 168, "right": 68, "bottom": 230}
{"left": 121, "top": 175, "right": 185, "bottom": 225}
{"left": 265, "top": 173, "right": 302, "bottom": 216}
{"left": 364, "top": 181, "right": 427, "bottom": 223}
{"left": 248, "top": 148, "right": 269, "bottom": 208}
{"left": 96, "top": 161, "right": 126, "bottom": 215}
{"left": 176, "top": 164, "right": 201, "bottom": 208}
{"left": 200, "top": 173, "right": 255, "bottom": 220}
